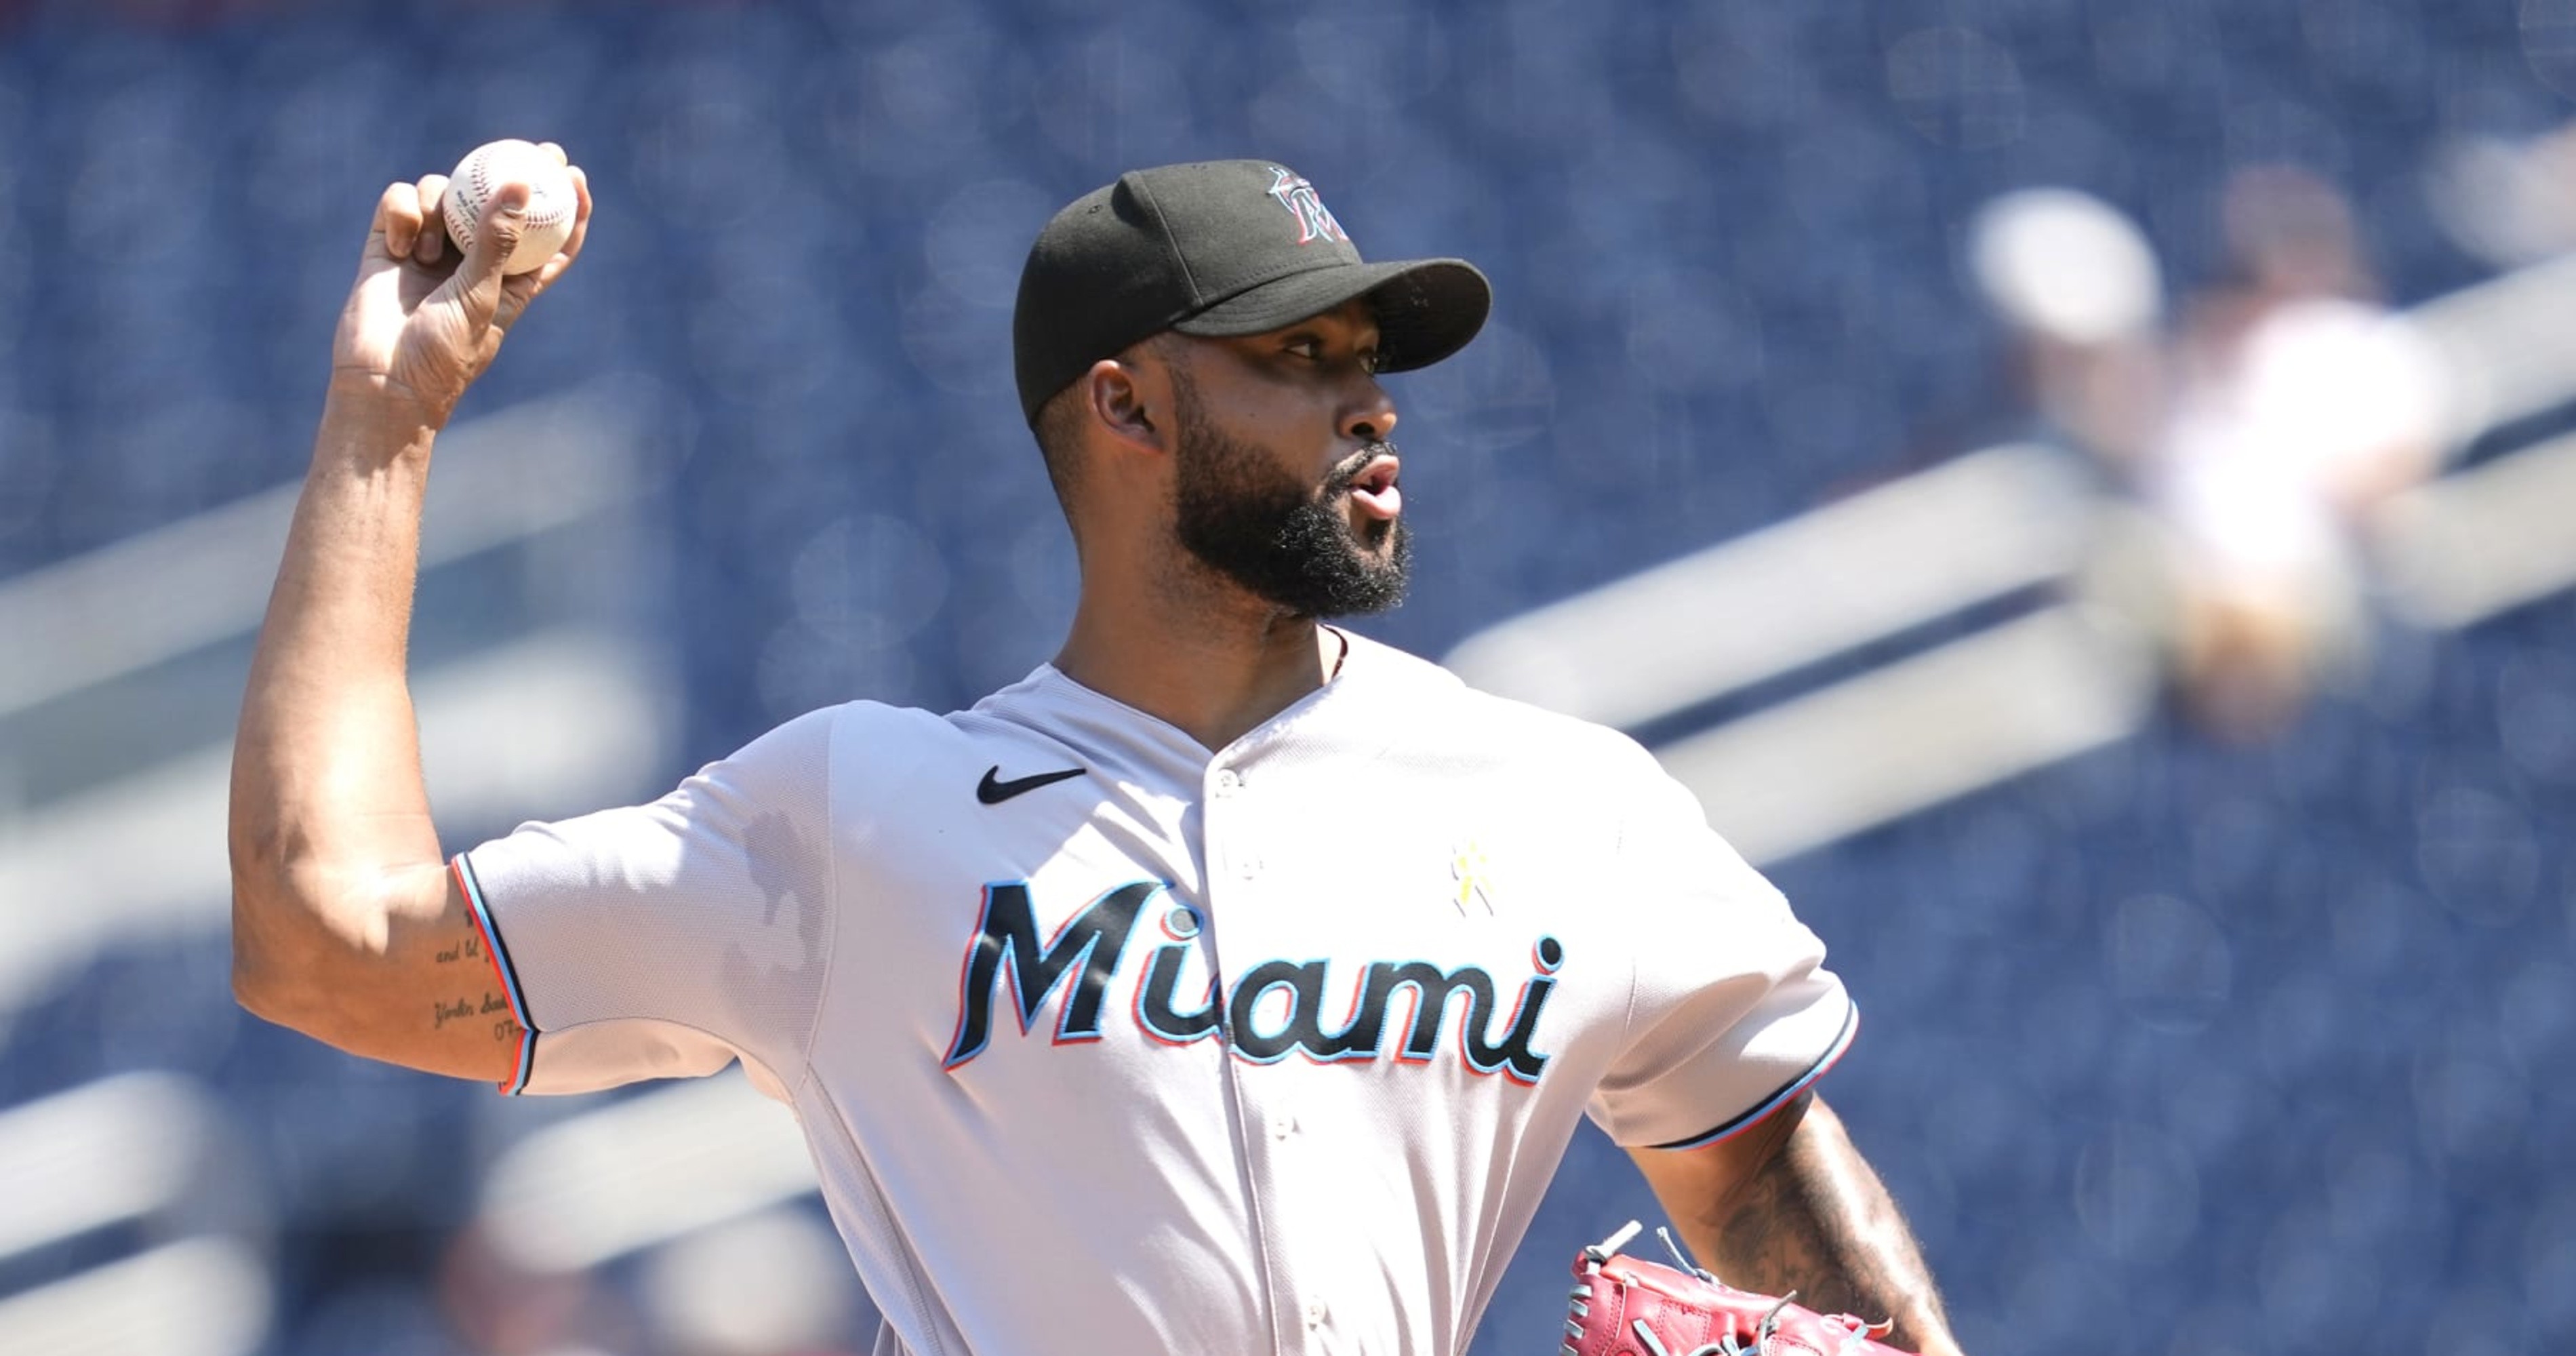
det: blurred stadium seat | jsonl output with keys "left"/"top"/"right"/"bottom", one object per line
{"left": 2, "top": 2, "right": 2573, "bottom": 1354}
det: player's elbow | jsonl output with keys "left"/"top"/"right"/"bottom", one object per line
{"left": 226, "top": 858, "right": 381, "bottom": 1042}
{"left": 229, "top": 852, "right": 468, "bottom": 1074}
{"left": 229, "top": 902, "right": 405, "bottom": 1061}
{"left": 229, "top": 949, "right": 298, "bottom": 1030}
{"left": 229, "top": 883, "right": 329, "bottom": 1035}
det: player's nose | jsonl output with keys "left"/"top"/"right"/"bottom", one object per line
{"left": 1342, "top": 378, "right": 1397, "bottom": 445}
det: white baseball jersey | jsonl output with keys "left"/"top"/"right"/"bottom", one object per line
{"left": 453, "top": 630, "right": 1856, "bottom": 1356}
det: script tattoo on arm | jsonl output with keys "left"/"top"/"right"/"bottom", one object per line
{"left": 430, "top": 931, "right": 483, "bottom": 966}
{"left": 1704, "top": 1100, "right": 1956, "bottom": 1355}
{"left": 426, "top": 928, "right": 523, "bottom": 1044}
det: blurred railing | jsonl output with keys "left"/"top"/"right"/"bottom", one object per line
{"left": 0, "top": 379, "right": 681, "bottom": 1355}
{"left": 1445, "top": 256, "right": 2576, "bottom": 863}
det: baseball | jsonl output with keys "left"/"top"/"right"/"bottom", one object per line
{"left": 440, "top": 139, "right": 577, "bottom": 275}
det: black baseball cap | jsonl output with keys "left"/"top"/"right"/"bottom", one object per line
{"left": 1013, "top": 159, "right": 1492, "bottom": 424}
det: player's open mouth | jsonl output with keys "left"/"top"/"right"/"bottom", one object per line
{"left": 1347, "top": 454, "right": 1402, "bottom": 521}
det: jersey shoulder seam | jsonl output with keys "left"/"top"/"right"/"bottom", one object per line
{"left": 790, "top": 704, "right": 846, "bottom": 1103}
{"left": 1613, "top": 807, "right": 1645, "bottom": 1060}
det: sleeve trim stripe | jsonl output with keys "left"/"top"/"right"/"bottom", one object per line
{"left": 1647, "top": 1000, "right": 1859, "bottom": 1151}
{"left": 451, "top": 853, "right": 538, "bottom": 1096}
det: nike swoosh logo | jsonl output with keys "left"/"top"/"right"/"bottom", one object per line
{"left": 977, "top": 765, "right": 1088, "bottom": 805}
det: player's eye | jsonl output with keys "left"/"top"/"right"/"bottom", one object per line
{"left": 1283, "top": 336, "right": 1323, "bottom": 361}
{"left": 1359, "top": 349, "right": 1384, "bottom": 375}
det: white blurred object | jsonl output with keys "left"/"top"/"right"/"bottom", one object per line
{"left": 479, "top": 1073, "right": 818, "bottom": 1274}
{"left": 0, "top": 1073, "right": 270, "bottom": 1356}
{"left": 2408, "top": 247, "right": 2576, "bottom": 445}
{"left": 2423, "top": 133, "right": 2576, "bottom": 270}
{"left": 0, "top": 1073, "right": 224, "bottom": 1264}
{"left": 2152, "top": 297, "right": 2447, "bottom": 580}
{"left": 1657, "top": 607, "right": 2156, "bottom": 866}
{"left": 1443, "top": 444, "right": 2090, "bottom": 730}
{"left": 0, "top": 376, "right": 658, "bottom": 723}
{"left": 1969, "top": 188, "right": 2163, "bottom": 344}
{"left": 0, "top": 379, "right": 675, "bottom": 1016}
{"left": 0, "top": 630, "right": 670, "bottom": 1012}
{"left": 0, "top": 1238, "right": 270, "bottom": 1356}
{"left": 644, "top": 1208, "right": 861, "bottom": 1356}
{"left": 1445, "top": 207, "right": 2576, "bottom": 862}
{"left": 2377, "top": 429, "right": 2576, "bottom": 627}
{"left": 2135, "top": 248, "right": 2449, "bottom": 738}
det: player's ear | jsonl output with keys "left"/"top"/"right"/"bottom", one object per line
{"left": 1084, "top": 358, "right": 1163, "bottom": 454}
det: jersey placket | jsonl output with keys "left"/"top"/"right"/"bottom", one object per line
{"left": 1198, "top": 742, "right": 1335, "bottom": 1355}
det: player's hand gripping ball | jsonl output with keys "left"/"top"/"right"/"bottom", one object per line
{"left": 441, "top": 139, "right": 578, "bottom": 275}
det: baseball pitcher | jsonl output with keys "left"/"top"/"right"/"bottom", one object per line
{"left": 230, "top": 152, "right": 1964, "bottom": 1356}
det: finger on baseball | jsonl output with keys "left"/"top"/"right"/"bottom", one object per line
{"left": 413, "top": 174, "right": 451, "bottom": 266}
{"left": 529, "top": 165, "right": 592, "bottom": 290}
{"left": 452, "top": 180, "right": 531, "bottom": 330}
{"left": 378, "top": 181, "right": 422, "bottom": 261}
{"left": 537, "top": 140, "right": 569, "bottom": 168}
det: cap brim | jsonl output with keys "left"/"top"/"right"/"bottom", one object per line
{"left": 1172, "top": 258, "right": 1491, "bottom": 374}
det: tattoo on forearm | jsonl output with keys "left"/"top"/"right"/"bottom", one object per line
{"left": 430, "top": 933, "right": 483, "bottom": 965}
{"left": 1712, "top": 1117, "right": 1951, "bottom": 1352}
{"left": 480, "top": 993, "right": 523, "bottom": 1045}
{"left": 432, "top": 992, "right": 524, "bottom": 1045}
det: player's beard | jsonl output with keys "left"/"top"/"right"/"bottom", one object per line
{"left": 1167, "top": 370, "right": 1411, "bottom": 618}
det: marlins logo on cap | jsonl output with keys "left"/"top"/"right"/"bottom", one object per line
{"left": 1266, "top": 166, "right": 1350, "bottom": 246}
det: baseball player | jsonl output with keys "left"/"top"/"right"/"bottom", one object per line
{"left": 230, "top": 153, "right": 1964, "bottom": 1355}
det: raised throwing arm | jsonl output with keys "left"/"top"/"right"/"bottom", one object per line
{"left": 1628, "top": 1093, "right": 1962, "bottom": 1356}
{"left": 228, "top": 150, "right": 590, "bottom": 1082}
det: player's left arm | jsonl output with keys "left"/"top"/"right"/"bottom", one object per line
{"left": 1628, "top": 1092, "right": 1963, "bottom": 1356}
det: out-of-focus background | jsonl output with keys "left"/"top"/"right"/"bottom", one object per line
{"left": 4, "top": 0, "right": 2575, "bottom": 1353}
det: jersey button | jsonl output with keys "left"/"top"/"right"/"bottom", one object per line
{"left": 1304, "top": 1299, "right": 1327, "bottom": 1328}
{"left": 1211, "top": 768, "right": 1241, "bottom": 796}
{"left": 1270, "top": 1113, "right": 1297, "bottom": 1140}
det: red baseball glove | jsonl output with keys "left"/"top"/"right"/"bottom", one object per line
{"left": 1560, "top": 1221, "right": 1911, "bottom": 1356}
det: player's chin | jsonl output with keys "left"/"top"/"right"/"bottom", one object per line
{"left": 1348, "top": 523, "right": 1412, "bottom": 593}
{"left": 1340, "top": 495, "right": 1401, "bottom": 543}
{"left": 1344, "top": 512, "right": 1401, "bottom": 559}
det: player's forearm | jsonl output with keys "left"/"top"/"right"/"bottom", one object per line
{"left": 229, "top": 386, "right": 448, "bottom": 987}
{"left": 1682, "top": 1100, "right": 1959, "bottom": 1356}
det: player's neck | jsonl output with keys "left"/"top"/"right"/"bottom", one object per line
{"left": 1053, "top": 582, "right": 1342, "bottom": 755}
